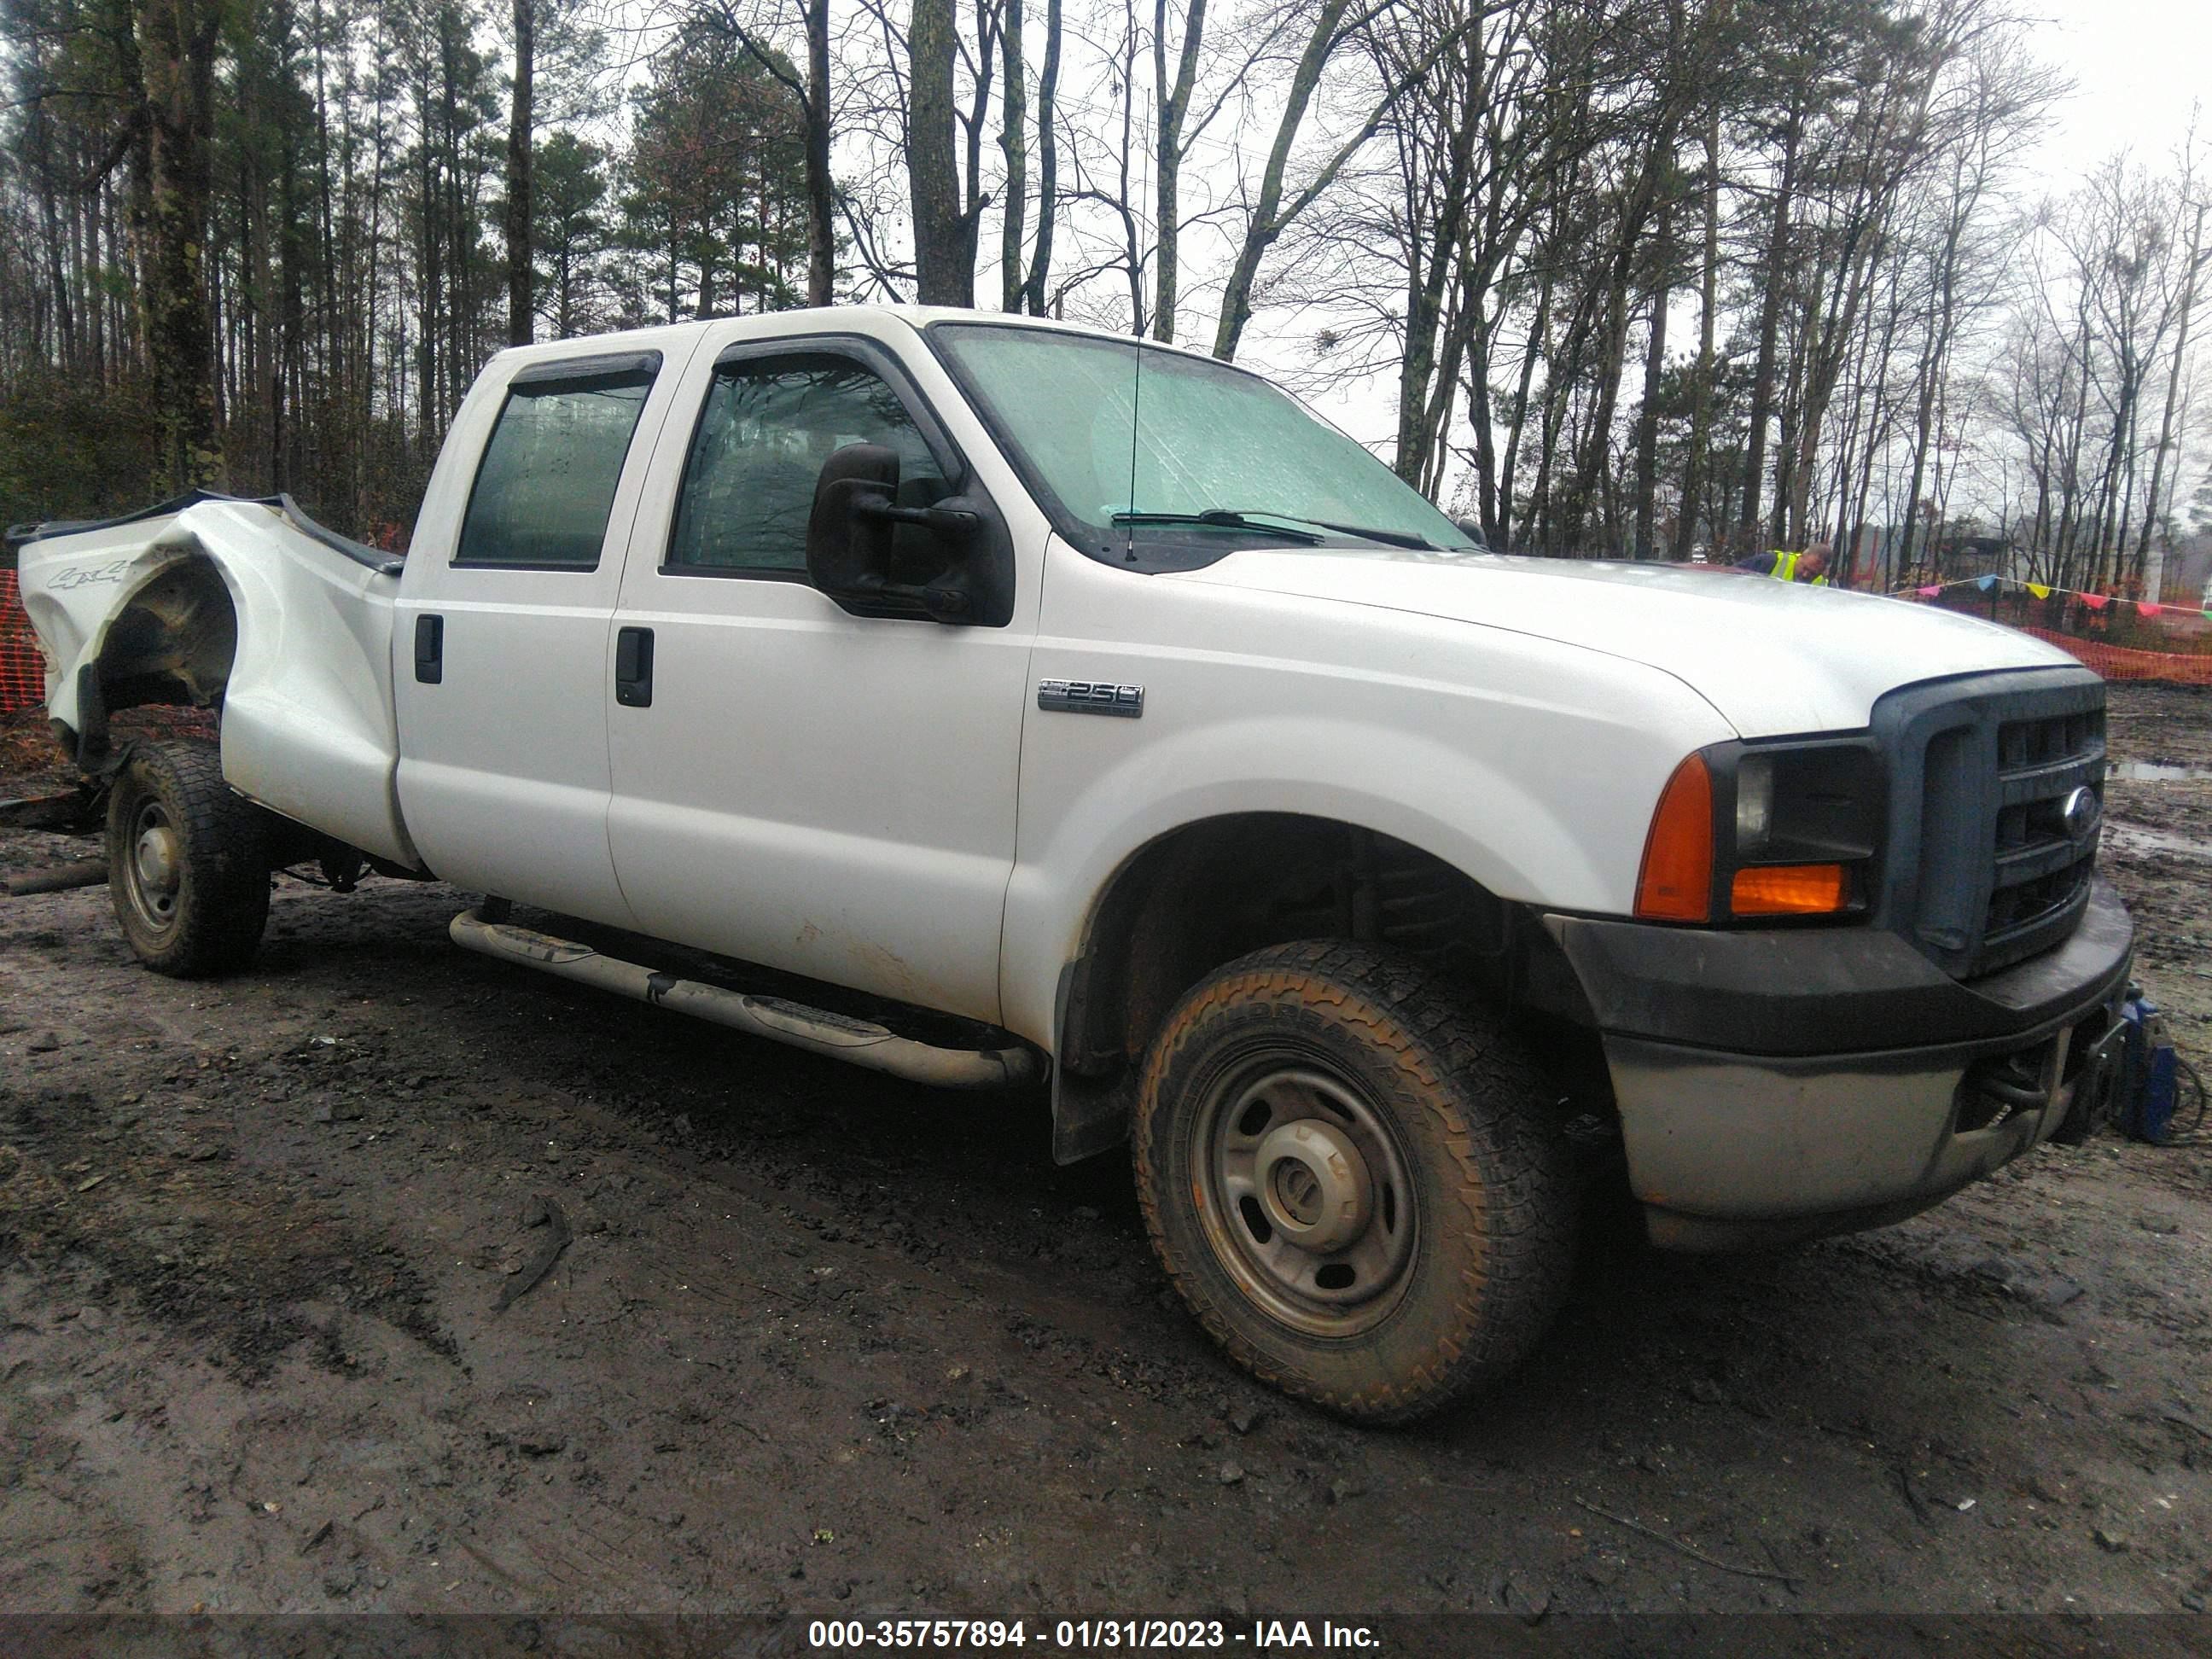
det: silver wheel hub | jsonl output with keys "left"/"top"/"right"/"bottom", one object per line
{"left": 135, "top": 825, "right": 180, "bottom": 893}
{"left": 1254, "top": 1118, "right": 1371, "bottom": 1253}
{"left": 121, "top": 801, "right": 183, "bottom": 931}
{"left": 1194, "top": 1062, "right": 1419, "bottom": 1336}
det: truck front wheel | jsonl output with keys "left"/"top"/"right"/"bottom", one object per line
{"left": 1133, "top": 940, "right": 1573, "bottom": 1423}
{"left": 106, "top": 739, "right": 272, "bottom": 977}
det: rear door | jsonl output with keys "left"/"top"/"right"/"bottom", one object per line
{"left": 602, "top": 328, "right": 1039, "bottom": 1024}
{"left": 393, "top": 339, "right": 697, "bottom": 920}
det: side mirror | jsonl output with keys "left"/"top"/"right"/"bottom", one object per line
{"left": 806, "top": 442, "right": 900, "bottom": 599}
{"left": 805, "top": 441, "right": 991, "bottom": 624}
{"left": 1452, "top": 516, "right": 1489, "bottom": 551}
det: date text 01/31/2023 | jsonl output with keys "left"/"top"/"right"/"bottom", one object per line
{"left": 806, "top": 1620, "right": 1382, "bottom": 1650}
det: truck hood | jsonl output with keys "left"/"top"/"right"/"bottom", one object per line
{"left": 1171, "top": 547, "right": 2078, "bottom": 738}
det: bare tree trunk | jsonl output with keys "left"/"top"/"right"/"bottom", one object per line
{"left": 1831, "top": 262, "right": 1889, "bottom": 582}
{"left": 1524, "top": 282, "right": 1587, "bottom": 550}
{"left": 2087, "top": 356, "right": 2139, "bottom": 591}
{"left": 1000, "top": 0, "right": 1027, "bottom": 311}
{"left": 1499, "top": 264, "right": 1554, "bottom": 543}
{"left": 1633, "top": 199, "right": 1671, "bottom": 559}
{"left": 30, "top": 112, "right": 78, "bottom": 370}
{"left": 1673, "top": 106, "right": 1720, "bottom": 561}
{"left": 1150, "top": 0, "right": 1204, "bottom": 341}
{"left": 90, "top": 181, "right": 110, "bottom": 378}
{"left": 1464, "top": 297, "right": 1502, "bottom": 537}
{"left": 1394, "top": 22, "right": 1479, "bottom": 490}
{"left": 505, "top": 0, "right": 533, "bottom": 346}
{"left": 2136, "top": 199, "right": 2206, "bottom": 565}
{"left": 1736, "top": 102, "right": 1802, "bottom": 555}
{"left": 2052, "top": 304, "right": 2094, "bottom": 588}
{"left": 909, "top": 0, "right": 971, "bottom": 305}
{"left": 362, "top": 51, "right": 388, "bottom": 523}
{"left": 1892, "top": 348, "right": 1941, "bottom": 579}
{"left": 1417, "top": 269, "right": 1470, "bottom": 499}
{"left": 1568, "top": 177, "right": 1662, "bottom": 551}
{"left": 137, "top": 0, "right": 224, "bottom": 488}
{"left": 958, "top": 2, "right": 1000, "bottom": 275}
{"left": 1018, "top": 0, "right": 1062, "bottom": 313}
{"left": 805, "top": 0, "right": 834, "bottom": 304}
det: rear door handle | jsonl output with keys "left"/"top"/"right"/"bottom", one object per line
{"left": 614, "top": 626, "right": 654, "bottom": 707}
{"left": 413, "top": 614, "right": 443, "bottom": 684}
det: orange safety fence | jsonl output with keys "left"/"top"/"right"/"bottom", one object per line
{"left": 1896, "top": 582, "right": 2212, "bottom": 686}
{"left": 0, "top": 570, "right": 46, "bottom": 715}
{"left": 2016, "top": 626, "right": 2212, "bottom": 684}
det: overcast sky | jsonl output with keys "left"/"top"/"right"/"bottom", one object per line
{"left": 2024, "top": 0, "right": 2208, "bottom": 182}
{"left": 1282, "top": 1, "right": 2210, "bottom": 499}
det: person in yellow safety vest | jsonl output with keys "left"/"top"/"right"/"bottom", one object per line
{"left": 1735, "top": 539, "right": 1831, "bottom": 584}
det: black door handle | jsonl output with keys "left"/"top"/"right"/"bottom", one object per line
{"left": 614, "top": 626, "right": 654, "bottom": 707}
{"left": 414, "top": 614, "right": 443, "bottom": 684}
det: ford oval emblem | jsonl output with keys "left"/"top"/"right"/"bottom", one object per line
{"left": 2061, "top": 786, "right": 2102, "bottom": 844}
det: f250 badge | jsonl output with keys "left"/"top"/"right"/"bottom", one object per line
{"left": 1038, "top": 678, "right": 1144, "bottom": 718}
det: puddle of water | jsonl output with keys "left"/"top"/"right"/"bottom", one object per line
{"left": 2110, "top": 760, "right": 2212, "bottom": 781}
{"left": 2103, "top": 821, "right": 2212, "bottom": 860}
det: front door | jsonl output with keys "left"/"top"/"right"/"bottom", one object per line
{"left": 604, "top": 333, "right": 1035, "bottom": 1024}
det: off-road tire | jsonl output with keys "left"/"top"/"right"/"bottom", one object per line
{"left": 106, "top": 738, "right": 272, "bottom": 977}
{"left": 1132, "top": 940, "right": 1574, "bottom": 1423}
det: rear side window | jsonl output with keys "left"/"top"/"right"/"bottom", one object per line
{"left": 456, "top": 355, "right": 659, "bottom": 568}
{"left": 667, "top": 354, "right": 946, "bottom": 573}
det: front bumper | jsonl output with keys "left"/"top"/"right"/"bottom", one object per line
{"left": 1547, "top": 877, "right": 2133, "bottom": 1251}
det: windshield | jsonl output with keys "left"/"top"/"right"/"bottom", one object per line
{"left": 928, "top": 323, "right": 1476, "bottom": 565}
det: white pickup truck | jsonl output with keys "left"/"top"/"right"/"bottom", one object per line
{"left": 12, "top": 306, "right": 2133, "bottom": 1421}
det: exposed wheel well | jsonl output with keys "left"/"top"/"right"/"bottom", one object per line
{"left": 1050, "top": 813, "right": 1604, "bottom": 1161}
{"left": 73, "top": 557, "right": 236, "bottom": 766}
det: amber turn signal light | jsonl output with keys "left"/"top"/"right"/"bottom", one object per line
{"left": 1634, "top": 753, "right": 1714, "bottom": 922}
{"left": 1731, "top": 863, "right": 1849, "bottom": 916}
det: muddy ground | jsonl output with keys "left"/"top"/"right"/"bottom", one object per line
{"left": 2, "top": 686, "right": 2209, "bottom": 1633}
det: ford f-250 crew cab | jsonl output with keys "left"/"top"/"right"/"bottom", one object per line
{"left": 12, "top": 306, "right": 2133, "bottom": 1422}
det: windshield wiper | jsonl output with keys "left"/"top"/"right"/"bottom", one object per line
{"left": 1110, "top": 509, "right": 1324, "bottom": 544}
{"left": 1114, "top": 508, "right": 1452, "bottom": 551}
{"left": 1219, "top": 510, "right": 1452, "bottom": 550}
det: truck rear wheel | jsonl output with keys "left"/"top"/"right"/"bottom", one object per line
{"left": 106, "top": 739, "right": 272, "bottom": 977}
{"left": 1133, "top": 940, "right": 1573, "bottom": 1423}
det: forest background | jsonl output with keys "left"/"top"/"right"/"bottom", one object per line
{"left": 2, "top": 0, "right": 2207, "bottom": 596}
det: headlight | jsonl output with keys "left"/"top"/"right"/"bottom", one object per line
{"left": 1635, "top": 738, "right": 1883, "bottom": 923}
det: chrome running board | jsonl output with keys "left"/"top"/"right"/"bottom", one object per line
{"left": 448, "top": 908, "right": 1040, "bottom": 1090}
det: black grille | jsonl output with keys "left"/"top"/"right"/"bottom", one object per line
{"left": 1978, "top": 707, "right": 2103, "bottom": 974}
{"left": 1871, "top": 668, "right": 2106, "bottom": 982}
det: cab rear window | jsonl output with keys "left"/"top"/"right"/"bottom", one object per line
{"left": 455, "top": 354, "right": 660, "bottom": 569}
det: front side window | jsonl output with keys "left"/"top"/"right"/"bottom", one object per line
{"left": 928, "top": 323, "right": 1476, "bottom": 565}
{"left": 456, "top": 361, "right": 657, "bottom": 568}
{"left": 667, "top": 353, "right": 947, "bottom": 573}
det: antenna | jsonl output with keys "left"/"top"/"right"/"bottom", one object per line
{"left": 1126, "top": 62, "right": 1151, "bottom": 563}
{"left": 1126, "top": 331, "right": 1144, "bottom": 562}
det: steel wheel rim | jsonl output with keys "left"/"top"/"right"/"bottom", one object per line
{"left": 122, "top": 798, "right": 183, "bottom": 940}
{"left": 1190, "top": 1057, "right": 1419, "bottom": 1338}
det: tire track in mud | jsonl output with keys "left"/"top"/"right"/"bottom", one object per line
{"left": 0, "top": 1075, "right": 457, "bottom": 1381}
